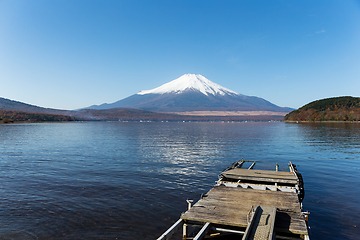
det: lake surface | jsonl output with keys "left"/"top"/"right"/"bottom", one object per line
{"left": 0, "top": 121, "right": 359, "bottom": 239}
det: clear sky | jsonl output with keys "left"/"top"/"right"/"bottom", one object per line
{"left": 1, "top": 0, "right": 359, "bottom": 110}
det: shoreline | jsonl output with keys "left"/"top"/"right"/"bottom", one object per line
{"left": 285, "top": 120, "right": 360, "bottom": 123}
{"left": 167, "top": 110, "right": 289, "bottom": 116}
{"left": 0, "top": 120, "right": 77, "bottom": 124}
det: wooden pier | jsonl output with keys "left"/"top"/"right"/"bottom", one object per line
{"left": 157, "top": 160, "right": 310, "bottom": 240}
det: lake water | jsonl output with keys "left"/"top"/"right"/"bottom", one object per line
{"left": 0, "top": 121, "right": 359, "bottom": 240}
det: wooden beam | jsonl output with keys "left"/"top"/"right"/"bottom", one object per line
{"left": 242, "top": 206, "right": 277, "bottom": 240}
{"left": 242, "top": 206, "right": 259, "bottom": 240}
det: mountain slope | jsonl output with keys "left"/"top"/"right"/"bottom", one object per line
{"left": 0, "top": 97, "right": 79, "bottom": 122}
{"left": 0, "top": 97, "right": 184, "bottom": 121}
{"left": 88, "top": 74, "right": 292, "bottom": 112}
{"left": 0, "top": 97, "right": 70, "bottom": 115}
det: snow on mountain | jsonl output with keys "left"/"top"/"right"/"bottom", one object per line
{"left": 137, "top": 74, "right": 239, "bottom": 96}
{"left": 85, "top": 73, "right": 294, "bottom": 113}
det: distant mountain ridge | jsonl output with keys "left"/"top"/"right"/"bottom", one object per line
{"left": 1, "top": 73, "right": 293, "bottom": 121}
{"left": 88, "top": 74, "right": 293, "bottom": 112}
{"left": 0, "top": 97, "right": 189, "bottom": 121}
{"left": 0, "top": 97, "right": 77, "bottom": 122}
{"left": 0, "top": 96, "right": 285, "bottom": 122}
{"left": 0, "top": 97, "right": 69, "bottom": 115}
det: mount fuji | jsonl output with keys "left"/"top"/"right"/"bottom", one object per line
{"left": 88, "top": 74, "right": 293, "bottom": 113}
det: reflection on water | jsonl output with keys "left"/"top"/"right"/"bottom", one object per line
{"left": 0, "top": 122, "right": 359, "bottom": 239}
{"left": 289, "top": 122, "right": 360, "bottom": 240}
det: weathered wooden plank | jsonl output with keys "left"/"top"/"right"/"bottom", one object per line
{"left": 181, "top": 186, "right": 307, "bottom": 235}
{"left": 242, "top": 206, "right": 260, "bottom": 240}
{"left": 182, "top": 204, "right": 307, "bottom": 234}
{"left": 191, "top": 197, "right": 299, "bottom": 215}
{"left": 198, "top": 187, "right": 301, "bottom": 212}
{"left": 202, "top": 189, "right": 299, "bottom": 210}
{"left": 222, "top": 169, "right": 297, "bottom": 180}
{"left": 242, "top": 206, "right": 276, "bottom": 240}
{"left": 275, "top": 211, "right": 308, "bottom": 235}
{"left": 221, "top": 169, "right": 298, "bottom": 184}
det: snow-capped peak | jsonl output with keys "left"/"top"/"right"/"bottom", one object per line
{"left": 137, "top": 74, "right": 239, "bottom": 96}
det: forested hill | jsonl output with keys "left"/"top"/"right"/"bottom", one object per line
{"left": 0, "top": 97, "right": 70, "bottom": 115}
{"left": 0, "top": 110, "right": 75, "bottom": 123}
{"left": 285, "top": 96, "right": 360, "bottom": 121}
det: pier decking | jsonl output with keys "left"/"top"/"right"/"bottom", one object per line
{"left": 221, "top": 168, "right": 298, "bottom": 184}
{"left": 181, "top": 185, "right": 307, "bottom": 235}
{"left": 157, "top": 161, "right": 309, "bottom": 240}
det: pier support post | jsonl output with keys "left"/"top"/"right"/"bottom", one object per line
{"left": 183, "top": 223, "right": 188, "bottom": 239}
{"left": 186, "top": 199, "right": 193, "bottom": 210}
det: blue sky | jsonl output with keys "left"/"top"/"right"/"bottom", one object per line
{"left": 1, "top": 0, "right": 359, "bottom": 110}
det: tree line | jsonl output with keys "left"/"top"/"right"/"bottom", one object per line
{"left": 0, "top": 110, "right": 76, "bottom": 123}
{"left": 285, "top": 97, "right": 360, "bottom": 121}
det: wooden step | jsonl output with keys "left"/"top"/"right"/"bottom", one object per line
{"left": 242, "top": 206, "right": 276, "bottom": 240}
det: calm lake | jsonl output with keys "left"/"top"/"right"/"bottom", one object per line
{"left": 0, "top": 121, "right": 359, "bottom": 239}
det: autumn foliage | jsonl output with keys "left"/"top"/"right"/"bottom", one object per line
{"left": 0, "top": 110, "right": 76, "bottom": 123}
{"left": 284, "top": 96, "right": 360, "bottom": 121}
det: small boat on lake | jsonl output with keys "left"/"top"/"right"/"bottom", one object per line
{"left": 157, "top": 160, "right": 310, "bottom": 240}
